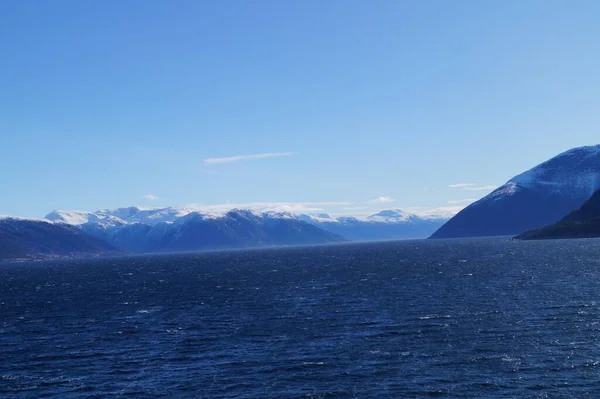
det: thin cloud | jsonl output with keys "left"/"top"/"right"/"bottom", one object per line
{"left": 143, "top": 194, "right": 159, "bottom": 201}
{"left": 447, "top": 198, "right": 477, "bottom": 205}
{"left": 463, "top": 185, "right": 497, "bottom": 191}
{"left": 449, "top": 183, "right": 497, "bottom": 191}
{"left": 448, "top": 183, "right": 476, "bottom": 188}
{"left": 204, "top": 152, "right": 296, "bottom": 165}
{"left": 366, "top": 196, "right": 395, "bottom": 204}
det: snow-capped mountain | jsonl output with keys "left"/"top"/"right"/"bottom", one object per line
{"left": 46, "top": 206, "right": 206, "bottom": 227}
{"left": 431, "top": 145, "right": 600, "bottom": 239}
{"left": 45, "top": 207, "right": 447, "bottom": 251}
{"left": 45, "top": 209, "right": 128, "bottom": 228}
{"left": 300, "top": 209, "right": 448, "bottom": 241}
{"left": 47, "top": 208, "right": 345, "bottom": 253}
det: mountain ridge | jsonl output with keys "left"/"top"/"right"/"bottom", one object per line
{"left": 46, "top": 207, "right": 449, "bottom": 244}
{"left": 46, "top": 208, "right": 346, "bottom": 253}
{"left": 0, "top": 217, "right": 120, "bottom": 262}
{"left": 430, "top": 145, "right": 600, "bottom": 239}
{"left": 300, "top": 209, "right": 447, "bottom": 241}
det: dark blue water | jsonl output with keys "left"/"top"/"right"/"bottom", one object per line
{"left": 3, "top": 238, "right": 600, "bottom": 398}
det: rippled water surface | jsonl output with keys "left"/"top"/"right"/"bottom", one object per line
{"left": 3, "top": 238, "right": 600, "bottom": 397}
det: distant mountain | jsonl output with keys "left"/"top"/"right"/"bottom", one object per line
{"left": 517, "top": 189, "right": 600, "bottom": 240}
{"left": 300, "top": 209, "right": 447, "bottom": 241}
{"left": 47, "top": 208, "right": 345, "bottom": 252}
{"left": 45, "top": 206, "right": 192, "bottom": 227}
{"left": 430, "top": 145, "right": 600, "bottom": 239}
{"left": 46, "top": 206, "right": 445, "bottom": 251}
{"left": 0, "top": 217, "right": 118, "bottom": 262}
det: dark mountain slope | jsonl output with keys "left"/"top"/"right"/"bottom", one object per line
{"left": 517, "top": 189, "right": 600, "bottom": 240}
{"left": 0, "top": 218, "right": 118, "bottom": 261}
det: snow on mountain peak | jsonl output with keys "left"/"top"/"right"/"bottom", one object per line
{"left": 298, "top": 213, "right": 338, "bottom": 223}
{"left": 172, "top": 211, "right": 213, "bottom": 226}
{"left": 45, "top": 210, "right": 127, "bottom": 228}
{"left": 0, "top": 215, "right": 48, "bottom": 223}
{"left": 263, "top": 211, "right": 296, "bottom": 220}
{"left": 45, "top": 210, "right": 92, "bottom": 225}
{"left": 298, "top": 209, "right": 448, "bottom": 225}
{"left": 226, "top": 209, "right": 265, "bottom": 220}
{"left": 507, "top": 144, "right": 600, "bottom": 197}
{"left": 105, "top": 206, "right": 143, "bottom": 220}
{"left": 367, "top": 209, "right": 414, "bottom": 222}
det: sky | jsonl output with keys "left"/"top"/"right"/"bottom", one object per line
{"left": 2, "top": 0, "right": 600, "bottom": 218}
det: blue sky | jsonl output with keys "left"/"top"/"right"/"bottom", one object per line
{"left": 2, "top": 0, "right": 600, "bottom": 218}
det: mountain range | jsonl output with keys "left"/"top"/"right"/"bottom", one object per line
{"left": 44, "top": 207, "right": 447, "bottom": 253}
{"left": 300, "top": 210, "right": 447, "bottom": 241}
{"left": 46, "top": 209, "right": 347, "bottom": 252}
{"left": 431, "top": 145, "right": 600, "bottom": 239}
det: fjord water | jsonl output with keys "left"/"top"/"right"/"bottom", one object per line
{"left": 3, "top": 239, "right": 600, "bottom": 397}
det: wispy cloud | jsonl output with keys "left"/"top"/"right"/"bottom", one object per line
{"left": 204, "top": 152, "right": 296, "bottom": 165}
{"left": 463, "top": 185, "right": 497, "bottom": 191}
{"left": 366, "top": 196, "right": 395, "bottom": 204}
{"left": 449, "top": 183, "right": 497, "bottom": 191}
{"left": 143, "top": 194, "right": 159, "bottom": 201}
{"left": 447, "top": 198, "right": 477, "bottom": 205}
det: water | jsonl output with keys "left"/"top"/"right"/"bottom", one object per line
{"left": 2, "top": 238, "right": 600, "bottom": 398}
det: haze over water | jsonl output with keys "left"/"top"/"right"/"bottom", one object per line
{"left": 3, "top": 238, "right": 600, "bottom": 397}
